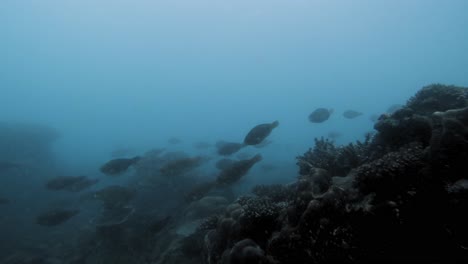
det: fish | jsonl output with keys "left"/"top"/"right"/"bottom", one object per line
{"left": 216, "top": 141, "right": 245, "bottom": 156}
{"left": 160, "top": 156, "right": 206, "bottom": 176}
{"left": 309, "top": 108, "right": 333, "bottom": 123}
{"left": 92, "top": 185, "right": 136, "bottom": 209}
{"left": 236, "top": 152, "right": 252, "bottom": 160}
{"left": 100, "top": 156, "right": 141, "bottom": 175}
{"left": 45, "top": 176, "right": 98, "bottom": 192}
{"left": 216, "top": 154, "right": 262, "bottom": 185}
{"left": 215, "top": 158, "right": 235, "bottom": 170}
{"left": 185, "top": 181, "right": 217, "bottom": 202}
{"left": 252, "top": 139, "right": 273, "bottom": 148}
{"left": 343, "top": 110, "right": 363, "bottom": 119}
{"left": 244, "top": 121, "right": 279, "bottom": 145}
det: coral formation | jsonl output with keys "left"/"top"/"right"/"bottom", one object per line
{"left": 56, "top": 84, "right": 468, "bottom": 264}
{"left": 407, "top": 84, "right": 468, "bottom": 115}
{"left": 296, "top": 134, "right": 372, "bottom": 177}
{"left": 191, "top": 84, "right": 468, "bottom": 263}
{"left": 251, "top": 184, "right": 295, "bottom": 203}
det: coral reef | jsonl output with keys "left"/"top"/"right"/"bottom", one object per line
{"left": 407, "top": 84, "right": 468, "bottom": 115}
{"left": 352, "top": 142, "right": 426, "bottom": 198}
{"left": 60, "top": 84, "right": 468, "bottom": 264}
{"left": 200, "top": 196, "right": 284, "bottom": 264}
{"left": 296, "top": 134, "right": 372, "bottom": 177}
{"left": 190, "top": 84, "right": 468, "bottom": 263}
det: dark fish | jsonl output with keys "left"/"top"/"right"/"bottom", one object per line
{"left": 236, "top": 152, "right": 252, "bottom": 160}
{"left": 216, "top": 141, "right": 245, "bottom": 156}
{"left": 100, "top": 156, "right": 141, "bottom": 175}
{"left": 244, "top": 121, "right": 279, "bottom": 145}
{"left": 36, "top": 209, "right": 79, "bottom": 226}
{"left": 215, "top": 158, "right": 235, "bottom": 170}
{"left": 216, "top": 154, "right": 262, "bottom": 185}
{"left": 343, "top": 110, "right": 363, "bottom": 119}
{"left": 168, "top": 137, "right": 182, "bottom": 144}
{"left": 46, "top": 176, "right": 98, "bottom": 192}
{"left": 253, "top": 139, "right": 273, "bottom": 149}
{"left": 92, "top": 185, "right": 136, "bottom": 209}
{"left": 185, "top": 181, "right": 217, "bottom": 202}
{"left": 160, "top": 156, "right": 206, "bottom": 176}
{"left": 309, "top": 108, "right": 333, "bottom": 123}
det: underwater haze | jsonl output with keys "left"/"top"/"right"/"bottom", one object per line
{"left": 1, "top": 0, "right": 468, "bottom": 263}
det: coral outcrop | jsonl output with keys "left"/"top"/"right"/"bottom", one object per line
{"left": 190, "top": 84, "right": 468, "bottom": 263}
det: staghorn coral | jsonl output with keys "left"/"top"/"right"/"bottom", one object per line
{"left": 297, "top": 137, "right": 338, "bottom": 176}
{"left": 335, "top": 134, "right": 372, "bottom": 173}
{"left": 297, "top": 136, "right": 372, "bottom": 177}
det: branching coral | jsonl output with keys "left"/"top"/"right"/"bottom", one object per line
{"left": 297, "top": 136, "right": 372, "bottom": 177}
{"left": 297, "top": 137, "right": 338, "bottom": 176}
